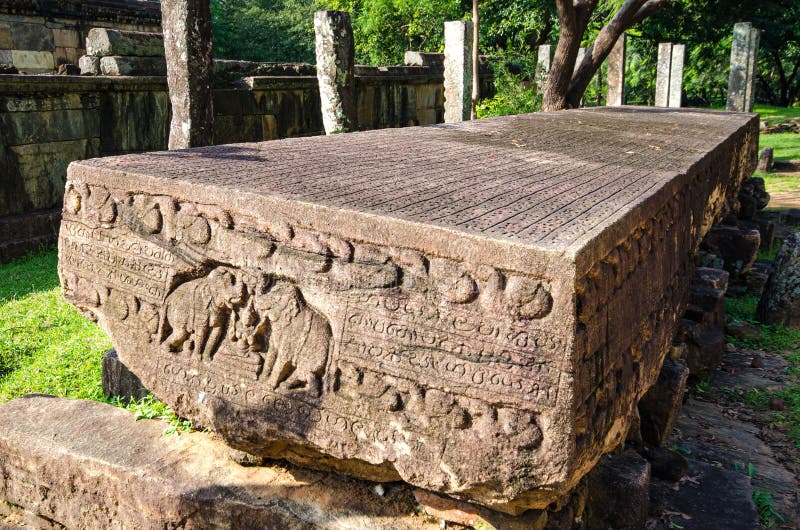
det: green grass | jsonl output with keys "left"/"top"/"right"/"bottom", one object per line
{"left": 758, "top": 132, "right": 800, "bottom": 163}
{"left": 726, "top": 295, "right": 800, "bottom": 447}
{"left": 0, "top": 248, "right": 194, "bottom": 433}
{"left": 754, "top": 104, "right": 800, "bottom": 126}
{"left": 757, "top": 173, "right": 800, "bottom": 194}
{"left": 0, "top": 248, "right": 111, "bottom": 402}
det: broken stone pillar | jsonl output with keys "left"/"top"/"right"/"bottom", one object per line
{"left": 443, "top": 20, "right": 473, "bottom": 123}
{"left": 315, "top": 11, "right": 357, "bottom": 135}
{"left": 606, "top": 34, "right": 626, "bottom": 106}
{"left": 638, "top": 357, "right": 689, "bottom": 447}
{"left": 655, "top": 43, "right": 673, "bottom": 107}
{"left": 757, "top": 147, "right": 774, "bottom": 172}
{"left": 58, "top": 108, "right": 758, "bottom": 514}
{"left": 536, "top": 44, "right": 551, "bottom": 92}
{"left": 757, "top": 233, "right": 800, "bottom": 329}
{"left": 727, "top": 22, "right": 760, "bottom": 112}
{"left": 668, "top": 44, "right": 685, "bottom": 108}
{"left": 161, "top": 0, "right": 214, "bottom": 149}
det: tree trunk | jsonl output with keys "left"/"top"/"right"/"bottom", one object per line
{"left": 542, "top": 0, "right": 672, "bottom": 112}
{"left": 542, "top": 1, "right": 580, "bottom": 111}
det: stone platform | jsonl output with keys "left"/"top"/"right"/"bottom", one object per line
{"left": 0, "top": 396, "right": 439, "bottom": 529}
{"left": 58, "top": 107, "right": 758, "bottom": 513}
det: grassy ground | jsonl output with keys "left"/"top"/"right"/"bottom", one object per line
{"left": 0, "top": 248, "right": 110, "bottom": 402}
{"left": 0, "top": 248, "right": 193, "bottom": 432}
{"left": 726, "top": 295, "right": 800, "bottom": 447}
{"left": 754, "top": 105, "right": 800, "bottom": 198}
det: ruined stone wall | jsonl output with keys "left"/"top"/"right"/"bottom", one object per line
{"left": 0, "top": 0, "right": 161, "bottom": 72}
{"left": 0, "top": 67, "right": 488, "bottom": 261}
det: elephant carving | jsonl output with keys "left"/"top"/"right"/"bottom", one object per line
{"left": 253, "top": 280, "right": 331, "bottom": 397}
{"left": 161, "top": 268, "right": 245, "bottom": 360}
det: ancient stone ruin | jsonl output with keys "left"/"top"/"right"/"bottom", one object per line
{"left": 45, "top": 107, "right": 758, "bottom": 521}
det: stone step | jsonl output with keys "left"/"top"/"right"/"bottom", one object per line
{"left": 649, "top": 458, "right": 759, "bottom": 529}
{"left": 0, "top": 396, "right": 440, "bottom": 530}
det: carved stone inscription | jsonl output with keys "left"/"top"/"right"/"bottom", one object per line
{"left": 59, "top": 109, "right": 759, "bottom": 515}
{"left": 59, "top": 181, "right": 567, "bottom": 514}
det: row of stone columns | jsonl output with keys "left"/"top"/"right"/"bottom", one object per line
{"left": 160, "top": 2, "right": 759, "bottom": 149}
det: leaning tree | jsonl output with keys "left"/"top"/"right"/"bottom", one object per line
{"left": 543, "top": 0, "right": 673, "bottom": 111}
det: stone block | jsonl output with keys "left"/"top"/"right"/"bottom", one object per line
{"left": 99, "top": 55, "right": 167, "bottom": 76}
{"left": 584, "top": 451, "right": 650, "bottom": 530}
{"left": 78, "top": 54, "right": 100, "bottom": 75}
{"left": 10, "top": 50, "right": 54, "bottom": 72}
{"left": 101, "top": 349, "right": 149, "bottom": 402}
{"left": 757, "top": 233, "right": 800, "bottom": 329}
{"left": 638, "top": 357, "right": 689, "bottom": 447}
{"left": 7, "top": 139, "right": 99, "bottom": 212}
{"left": 58, "top": 108, "right": 758, "bottom": 513}
{"left": 86, "top": 28, "right": 164, "bottom": 58}
{"left": 54, "top": 46, "right": 81, "bottom": 66}
{"left": 0, "top": 109, "right": 99, "bottom": 146}
{"left": 0, "top": 28, "right": 12, "bottom": 49}
{"left": 98, "top": 90, "right": 169, "bottom": 153}
{"left": 11, "top": 22, "right": 53, "bottom": 50}
{"left": 0, "top": 396, "right": 440, "bottom": 530}
{"left": 0, "top": 207, "right": 60, "bottom": 263}
{"left": 414, "top": 490, "right": 547, "bottom": 530}
{"left": 404, "top": 51, "right": 444, "bottom": 68}
{"left": 52, "top": 28, "right": 79, "bottom": 49}
{"left": 701, "top": 225, "right": 760, "bottom": 278}
{"left": 682, "top": 326, "right": 725, "bottom": 377}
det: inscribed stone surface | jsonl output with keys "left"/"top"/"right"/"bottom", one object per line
{"left": 59, "top": 107, "right": 758, "bottom": 512}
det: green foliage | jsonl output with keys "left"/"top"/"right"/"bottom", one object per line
{"left": 476, "top": 52, "right": 541, "bottom": 118}
{"left": 318, "top": 0, "right": 464, "bottom": 65}
{"left": 0, "top": 248, "right": 110, "bottom": 402}
{"left": 317, "top": 0, "right": 555, "bottom": 66}
{"left": 114, "top": 394, "right": 194, "bottom": 435}
{"left": 753, "top": 488, "right": 785, "bottom": 529}
{"left": 211, "top": 0, "right": 318, "bottom": 62}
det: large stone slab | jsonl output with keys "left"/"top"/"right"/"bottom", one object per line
{"left": 0, "top": 396, "right": 439, "bottom": 530}
{"left": 58, "top": 107, "right": 758, "bottom": 513}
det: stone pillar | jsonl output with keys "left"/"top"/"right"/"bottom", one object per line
{"left": 536, "top": 44, "right": 551, "bottom": 92}
{"left": 443, "top": 20, "right": 473, "bottom": 123}
{"left": 668, "top": 44, "right": 685, "bottom": 108}
{"left": 575, "top": 47, "right": 586, "bottom": 74}
{"left": 161, "top": 0, "right": 214, "bottom": 149}
{"left": 607, "top": 34, "right": 626, "bottom": 107}
{"left": 727, "top": 22, "right": 760, "bottom": 112}
{"left": 655, "top": 43, "right": 673, "bottom": 107}
{"left": 314, "top": 10, "right": 356, "bottom": 134}
{"left": 744, "top": 28, "right": 760, "bottom": 112}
